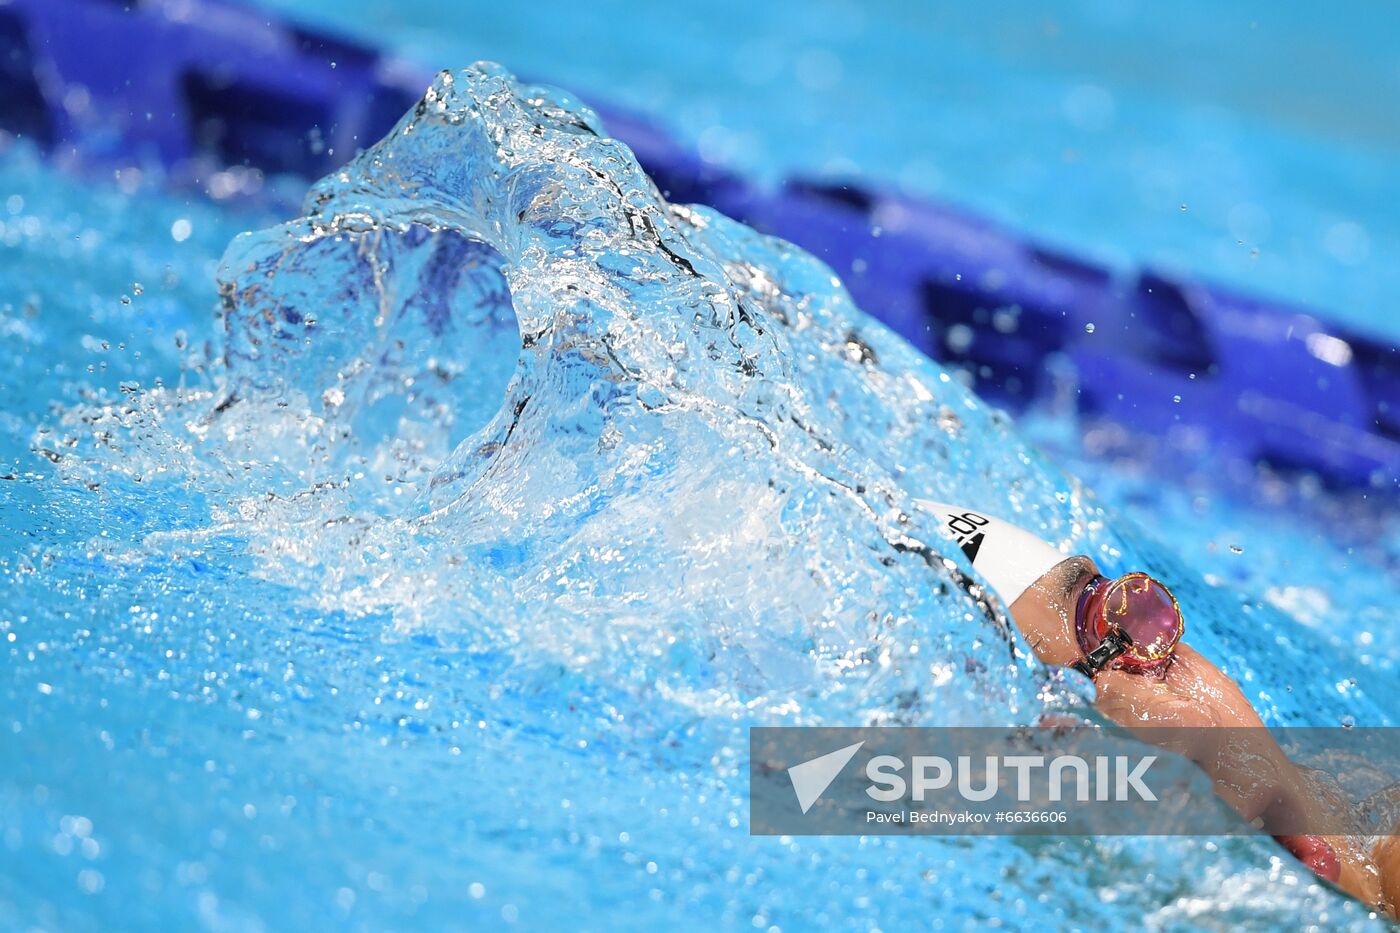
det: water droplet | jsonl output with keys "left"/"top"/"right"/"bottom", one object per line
{"left": 1229, "top": 545, "right": 1244, "bottom": 554}
{"left": 1084, "top": 322, "right": 1095, "bottom": 334}
{"left": 77, "top": 868, "right": 104, "bottom": 895}
{"left": 131, "top": 282, "right": 143, "bottom": 296}
{"left": 1172, "top": 394, "right": 1181, "bottom": 403}
{"left": 1179, "top": 203, "right": 1188, "bottom": 212}
{"left": 944, "top": 323, "right": 974, "bottom": 353}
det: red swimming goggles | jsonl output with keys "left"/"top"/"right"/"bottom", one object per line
{"left": 1071, "top": 572, "right": 1184, "bottom": 678}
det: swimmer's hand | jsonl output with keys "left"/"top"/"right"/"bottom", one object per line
{"left": 1274, "top": 834, "right": 1340, "bottom": 882}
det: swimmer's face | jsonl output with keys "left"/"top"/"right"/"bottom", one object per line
{"left": 1006, "top": 556, "right": 1098, "bottom": 668}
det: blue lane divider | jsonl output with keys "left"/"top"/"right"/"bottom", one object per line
{"left": 0, "top": 0, "right": 423, "bottom": 175}
{"left": 3, "top": 0, "right": 1396, "bottom": 492}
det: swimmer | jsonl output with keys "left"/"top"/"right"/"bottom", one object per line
{"left": 922, "top": 501, "right": 1400, "bottom": 915}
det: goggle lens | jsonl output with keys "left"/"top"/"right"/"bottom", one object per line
{"left": 1077, "top": 572, "right": 1183, "bottom": 671}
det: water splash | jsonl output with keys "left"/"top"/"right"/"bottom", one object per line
{"left": 27, "top": 64, "right": 1387, "bottom": 928}
{"left": 68, "top": 63, "right": 1088, "bottom": 725}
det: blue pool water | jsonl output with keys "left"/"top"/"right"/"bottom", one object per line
{"left": 1, "top": 7, "right": 1398, "bottom": 933}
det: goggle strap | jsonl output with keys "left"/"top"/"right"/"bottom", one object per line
{"left": 1071, "top": 627, "right": 1132, "bottom": 679}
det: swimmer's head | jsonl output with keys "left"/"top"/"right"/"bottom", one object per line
{"left": 1007, "top": 556, "right": 1184, "bottom": 677}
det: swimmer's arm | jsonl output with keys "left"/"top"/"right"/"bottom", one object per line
{"left": 1093, "top": 643, "right": 1294, "bottom": 819}
{"left": 1092, "top": 645, "right": 1386, "bottom": 907}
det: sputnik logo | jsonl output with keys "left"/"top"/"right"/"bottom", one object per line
{"left": 787, "top": 741, "right": 864, "bottom": 814}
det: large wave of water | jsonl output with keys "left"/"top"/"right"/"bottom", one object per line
{"left": 6, "top": 64, "right": 1393, "bottom": 929}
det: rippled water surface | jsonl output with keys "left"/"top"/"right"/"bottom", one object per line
{"left": 1, "top": 58, "right": 1396, "bottom": 932}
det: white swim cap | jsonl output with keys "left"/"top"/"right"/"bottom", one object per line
{"left": 914, "top": 500, "right": 1068, "bottom": 606}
